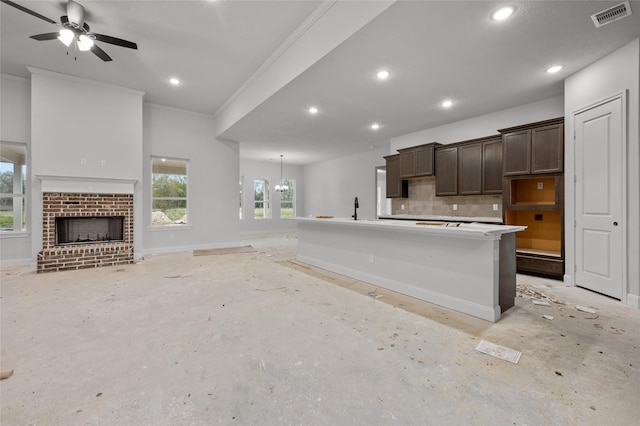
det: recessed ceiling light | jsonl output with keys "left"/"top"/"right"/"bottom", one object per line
{"left": 546, "top": 65, "right": 563, "bottom": 74}
{"left": 308, "top": 106, "right": 319, "bottom": 114}
{"left": 169, "top": 78, "right": 180, "bottom": 85}
{"left": 371, "top": 123, "right": 380, "bottom": 130}
{"left": 492, "top": 7, "right": 514, "bottom": 21}
{"left": 441, "top": 100, "right": 454, "bottom": 108}
{"left": 376, "top": 70, "right": 390, "bottom": 80}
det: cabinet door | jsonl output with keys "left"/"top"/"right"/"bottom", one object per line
{"left": 435, "top": 147, "right": 458, "bottom": 196}
{"left": 399, "top": 150, "right": 416, "bottom": 178}
{"left": 385, "top": 155, "right": 407, "bottom": 198}
{"left": 531, "top": 123, "right": 563, "bottom": 174}
{"left": 482, "top": 138, "right": 503, "bottom": 194}
{"left": 458, "top": 143, "right": 482, "bottom": 195}
{"left": 415, "top": 145, "right": 435, "bottom": 176}
{"left": 503, "top": 130, "right": 531, "bottom": 175}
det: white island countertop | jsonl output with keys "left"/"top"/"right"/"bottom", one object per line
{"left": 294, "top": 217, "right": 526, "bottom": 322}
{"left": 296, "top": 216, "right": 522, "bottom": 239}
{"left": 378, "top": 214, "right": 503, "bottom": 224}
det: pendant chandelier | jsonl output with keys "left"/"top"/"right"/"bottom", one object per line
{"left": 275, "top": 154, "right": 289, "bottom": 192}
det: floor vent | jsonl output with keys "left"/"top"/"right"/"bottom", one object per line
{"left": 591, "top": 1, "right": 632, "bottom": 28}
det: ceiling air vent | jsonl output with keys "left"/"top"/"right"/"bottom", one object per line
{"left": 591, "top": 1, "right": 632, "bottom": 28}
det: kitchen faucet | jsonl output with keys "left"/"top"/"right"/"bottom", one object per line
{"left": 352, "top": 196, "right": 359, "bottom": 220}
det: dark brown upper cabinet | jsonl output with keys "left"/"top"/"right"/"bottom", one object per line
{"left": 384, "top": 154, "right": 408, "bottom": 198}
{"left": 398, "top": 142, "right": 441, "bottom": 178}
{"left": 482, "top": 136, "right": 503, "bottom": 194}
{"left": 436, "top": 135, "right": 502, "bottom": 196}
{"left": 500, "top": 118, "right": 564, "bottom": 176}
{"left": 435, "top": 146, "right": 458, "bottom": 196}
{"left": 458, "top": 142, "right": 483, "bottom": 195}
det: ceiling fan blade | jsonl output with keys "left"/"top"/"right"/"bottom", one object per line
{"left": 93, "top": 33, "right": 137, "bottom": 50}
{"left": 90, "top": 44, "right": 112, "bottom": 62}
{"left": 30, "top": 32, "right": 61, "bottom": 41}
{"left": 1, "top": 0, "right": 57, "bottom": 24}
{"left": 66, "top": 0, "right": 85, "bottom": 27}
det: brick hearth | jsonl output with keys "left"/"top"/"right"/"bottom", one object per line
{"left": 38, "top": 193, "right": 134, "bottom": 273}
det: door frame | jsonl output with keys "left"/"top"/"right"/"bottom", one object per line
{"left": 568, "top": 91, "right": 628, "bottom": 302}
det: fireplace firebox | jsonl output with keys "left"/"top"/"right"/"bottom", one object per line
{"left": 55, "top": 216, "right": 124, "bottom": 246}
{"left": 38, "top": 192, "right": 134, "bottom": 273}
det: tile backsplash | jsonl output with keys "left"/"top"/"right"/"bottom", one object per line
{"left": 391, "top": 178, "right": 502, "bottom": 218}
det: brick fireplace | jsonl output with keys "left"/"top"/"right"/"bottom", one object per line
{"left": 37, "top": 193, "right": 134, "bottom": 273}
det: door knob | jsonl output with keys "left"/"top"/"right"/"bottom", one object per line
{"left": 613, "top": 221, "right": 618, "bottom": 226}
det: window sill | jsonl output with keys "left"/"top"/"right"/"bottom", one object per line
{"left": 0, "top": 231, "right": 30, "bottom": 239}
{"left": 147, "top": 225, "right": 192, "bottom": 232}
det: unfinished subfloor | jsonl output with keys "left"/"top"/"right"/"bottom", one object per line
{"left": 1, "top": 233, "right": 638, "bottom": 425}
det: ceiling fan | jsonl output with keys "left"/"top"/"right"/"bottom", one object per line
{"left": 1, "top": 0, "right": 137, "bottom": 62}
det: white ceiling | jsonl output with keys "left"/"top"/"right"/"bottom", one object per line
{"left": 2, "top": 1, "right": 640, "bottom": 166}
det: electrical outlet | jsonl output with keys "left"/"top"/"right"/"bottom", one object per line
{"left": 453, "top": 204, "right": 458, "bottom": 211}
{"left": 534, "top": 214, "right": 543, "bottom": 221}
{"left": 100, "top": 160, "right": 107, "bottom": 167}
{"left": 401, "top": 204, "right": 405, "bottom": 210}
{"left": 369, "top": 254, "right": 374, "bottom": 263}
{"left": 80, "top": 158, "right": 87, "bottom": 165}
{"left": 537, "top": 182, "right": 543, "bottom": 190}
{"left": 493, "top": 204, "right": 499, "bottom": 211}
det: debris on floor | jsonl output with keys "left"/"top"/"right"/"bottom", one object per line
{"left": 287, "top": 260, "right": 311, "bottom": 269}
{"left": 0, "top": 370, "right": 14, "bottom": 380}
{"left": 542, "top": 315, "right": 554, "bottom": 320}
{"left": 532, "top": 299, "right": 551, "bottom": 306}
{"left": 367, "top": 289, "right": 384, "bottom": 299}
{"left": 475, "top": 340, "right": 521, "bottom": 364}
{"left": 576, "top": 305, "right": 597, "bottom": 314}
{"left": 516, "top": 284, "right": 565, "bottom": 305}
{"left": 193, "top": 246, "right": 256, "bottom": 256}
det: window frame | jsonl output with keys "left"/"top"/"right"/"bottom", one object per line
{"left": 254, "top": 178, "right": 271, "bottom": 219}
{"left": 150, "top": 156, "right": 190, "bottom": 229}
{"left": 279, "top": 178, "right": 296, "bottom": 218}
{"left": 0, "top": 141, "right": 28, "bottom": 237}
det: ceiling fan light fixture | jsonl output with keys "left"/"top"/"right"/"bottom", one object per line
{"left": 58, "top": 29, "right": 75, "bottom": 47}
{"left": 77, "top": 34, "right": 94, "bottom": 51}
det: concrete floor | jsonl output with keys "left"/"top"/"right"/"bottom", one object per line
{"left": 1, "top": 232, "right": 638, "bottom": 425}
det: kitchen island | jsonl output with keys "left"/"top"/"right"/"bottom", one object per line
{"left": 294, "top": 217, "right": 525, "bottom": 322}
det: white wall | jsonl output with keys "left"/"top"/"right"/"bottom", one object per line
{"left": 303, "top": 147, "right": 387, "bottom": 220}
{"left": 239, "top": 159, "right": 304, "bottom": 235}
{"left": 29, "top": 69, "right": 144, "bottom": 265}
{"left": 391, "top": 96, "right": 564, "bottom": 150}
{"left": 143, "top": 103, "right": 240, "bottom": 253}
{"left": 564, "top": 38, "right": 640, "bottom": 307}
{"left": 0, "top": 75, "right": 31, "bottom": 265}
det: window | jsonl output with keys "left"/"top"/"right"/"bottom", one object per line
{"left": 254, "top": 179, "right": 270, "bottom": 219}
{"left": 279, "top": 179, "right": 295, "bottom": 218}
{"left": 0, "top": 142, "right": 27, "bottom": 233}
{"left": 239, "top": 176, "right": 244, "bottom": 219}
{"left": 151, "top": 157, "right": 188, "bottom": 226}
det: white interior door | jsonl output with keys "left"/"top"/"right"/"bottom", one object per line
{"left": 574, "top": 96, "right": 624, "bottom": 299}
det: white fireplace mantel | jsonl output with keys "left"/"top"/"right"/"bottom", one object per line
{"left": 37, "top": 175, "right": 137, "bottom": 194}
